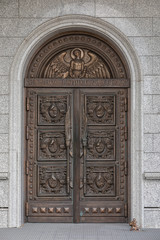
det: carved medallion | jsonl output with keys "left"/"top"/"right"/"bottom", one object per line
{"left": 38, "top": 95, "right": 67, "bottom": 125}
{"left": 86, "top": 95, "right": 115, "bottom": 124}
{"left": 87, "top": 130, "right": 115, "bottom": 160}
{"left": 39, "top": 131, "right": 66, "bottom": 160}
{"left": 38, "top": 166, "right": 67, "bottom": 196}
{"left": 86, "top": 166, "right": 114, "bottom": 195}
{"left": 43, "top": 48, "right": 111, "bottom": 79}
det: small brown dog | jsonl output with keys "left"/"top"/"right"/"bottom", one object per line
{"left": 129, "top": 218, "right": 140, "bottom": 231}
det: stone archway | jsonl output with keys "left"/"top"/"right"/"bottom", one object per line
{"left": 9, "top": 15, "right": 143, "bottom": 227}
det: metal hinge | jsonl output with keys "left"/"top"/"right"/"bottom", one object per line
{"left": 125, "top": 162, "right": 128, "bottom": 176}
{"left": 124, "top": 97, "right": 128, "bottom": 112}
{"left": 26, "top": 97, "right": 30, "bottom": 111}
{"left": 124, "top": 203, "right": 128, "bottom": 217}
{"left": 26, "top": 126, "right": 29, "bottom": 140}
{"left": 25, "top": 161, "right": 29, "bottom": 175}
{"left": 25, "top": 202, "right": 29, "bottom": 216}
{"left": 124, "top": 126, "right": 128, "bottom": 140}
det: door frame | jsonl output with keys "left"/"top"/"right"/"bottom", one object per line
{"left": 9, "top": 15, "right": 143, "bottom": 227}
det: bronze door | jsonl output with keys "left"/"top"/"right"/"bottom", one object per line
{"left": 25, "top": 87, "right": 128, "bottom": 223}
{"left": 78, "top": 88, "right": 128, "bottom": 223}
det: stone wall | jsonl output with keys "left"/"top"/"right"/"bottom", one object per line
{"left": 0, "top": 0, "right": 160, "bottom": 228}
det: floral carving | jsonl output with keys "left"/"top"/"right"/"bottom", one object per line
{"left": 39, "top": 95, "right": 67, "bottom": 125}
{"left": 39, "top": 131, "right": 66, "bottom": 160}
{"left": 86, "top": 166, "right": 114, "bottom": 195}
{"left": 87, "top": 130, "right": 115, "bottom": 160}
{"left": 39, "top": 166, "right": 67, "bottom": 195}
{"left": 87, "top": 95, "right": 115, "bottom": 124}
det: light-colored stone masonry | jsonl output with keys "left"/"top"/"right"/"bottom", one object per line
{"left": 0, "top": 0, "right": 160, "bottom": 228}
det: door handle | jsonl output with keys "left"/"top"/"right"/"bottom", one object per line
{"left": 65, "top": 106, "right": 71, "bottom": 194}
{"left": 65, "top": 106, "right": 71, "bottom": 148}
{"left": 82, "top": 110, "right": 87, "bottom": 194}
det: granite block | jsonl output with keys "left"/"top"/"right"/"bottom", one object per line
{"left": 114, "top": 18, "right": 152, "bottom": 37}
{"left": 0, "top": 57, "right": 13, "bottom": 76}
{"left": 143, "top": 95, "right": 152, "bottom": 114}
{"left": 101, "top": 18, "right": 115, "bottom": 25}
{"left": 153, "top": 134, "right": 160, "bottom": 152}
{"left": 153, "top": 56, "right": 160, "bottom": 75}
{"left": 0, "top": 134, "right": 8, "bottom": 153}
{"left": 132, "top": 37, "right": 153, "bottom": 56}
{"left": 0, "top": 95, "right": 8, "bottom": 114}
{"left": 144, "top": 114, "right": 160, "bottom": 133}
{"left": 0, "top": 0, "right": 18, "bottom": 17}
{"left": 139, "top": 56, "right": 152, "bottom": 75}
{"left": 0, "top": 76, "right": 9, "bottom": 95}
{"left": 0, "top": 115, "right": 9, "bottom": 134}
{"left": 153, "top": 17, "right": 160, "bottom": 36}
{"left": 0, "top": 179, "right": 8, "bottom": 207}
{"left": 0, "top": 153, "right": 8, "bottom": 173}
{"left": 144, "top": 153, "right": 160, "bottom": 172}
{"left": 144, "top": 76, "right": 160, "bottom": 95}
{"left": 19, "top": 0, "right": 95, "bottom": 18}
{"left": 153, "top": 95, "right": 160, "bottom": 114}
{"left": 0, "top": 18, "right": 50, "bottom": 38}
{"left": 144, "top": 180, "right": 160, "bottom": 207}
{"left": 134, "top": 0, "right": 160, "bottom": 17}
{"left": 144, "top": 133, "right": 154, "bottom": 152}
{"left": 152, "top": 37, "right": 160, "bottom": 56}
{"left": 0, "top": 209, "right": 8, "bottom": 228}
{"left": 144, "top": 209, "right": 160, "bottom": 228}
{"left": 0, "top": 38, "right": 23, "bottom": 57}
{"left": 96, "top": 0, "right": 134, "bottom": 17}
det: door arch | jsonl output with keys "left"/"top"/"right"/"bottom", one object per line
{"left": 9, "top": 15, "right": 143, "bottom": 227}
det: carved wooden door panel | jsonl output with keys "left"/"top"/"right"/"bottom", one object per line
{"left": 25, "top": 88, "right": 73, "bottom": 222}
{"left": 78, "top": 88, "right": 128, "bottom": 223}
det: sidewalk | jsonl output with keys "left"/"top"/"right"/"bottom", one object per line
{"left": 0, "top": 223, "right": 160, "bottom": 240}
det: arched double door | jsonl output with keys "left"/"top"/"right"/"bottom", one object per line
{"left": 24, "top": 32, "right": 130, "bottom": 223}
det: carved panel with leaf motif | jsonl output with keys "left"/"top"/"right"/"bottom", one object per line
{"left": 38, "top": 165, "right": 67, "bottom": 196}
{"left": 86, "top": 166, "right": 115, "bottom": 196}
{"left": 38, "top": 130, "right": 66, "bottom": 160}
{"left": 38, "top": 95, "right": 67, "bottom": 125}
{"left": 86, "top": 95, "right": 115, "bottom": 125}
{"left": 87, "top": 130, "right": 115, "bottom": 160}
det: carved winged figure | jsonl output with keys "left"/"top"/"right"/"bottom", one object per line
{"left": 44, "top": 48, "right": 111, "bottom": 79}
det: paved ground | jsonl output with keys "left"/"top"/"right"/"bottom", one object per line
{"left": 0, "top": 223, "right": 160, "bottom": 240}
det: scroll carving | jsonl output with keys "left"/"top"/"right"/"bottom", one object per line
{"left": 87, "top": 95, "right": 115, "bottom": 124}
{"left": 86, "top": 166, "right": 114, "bottom": 195}
{"left": 43, "top": 48, "right": 111, "bottom": 79}
{"left": 39, "top": 166, "right": 67, "bottom": 195}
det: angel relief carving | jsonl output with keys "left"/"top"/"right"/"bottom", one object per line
{"left": 43, "top": 48, "right": 111, "bottom": 79}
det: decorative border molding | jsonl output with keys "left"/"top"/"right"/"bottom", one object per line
{"left": 144, "top": 172, "right": 160, "bottom": 180}
{"left": 0, "top": 172, "right": 9, "bottom": 180}
{"left": 9, "top": 15, "right": 143, "bottom": 227}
